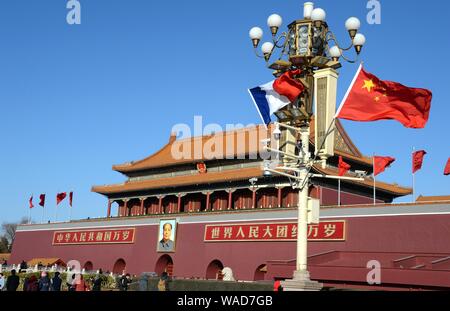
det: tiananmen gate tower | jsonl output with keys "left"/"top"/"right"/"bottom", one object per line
{"left": 9, "top": 121, "right": 450, "bottom": 290}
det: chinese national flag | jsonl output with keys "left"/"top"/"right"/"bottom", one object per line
{"left": 445, "top": 158, "right": 450, "bottom": 176}
{"left": 338, "top": 156, "right": 351, "bottom": 176}
{"left": 39, "top": 194, "right": 45, "bottom": 207}
{"left": 69, "top": 192, "right": 73, "bottom": 207}
{"left": 336, "top": 65, "right": 432, "bottom": 129}
{"left": 56, "top": 192, "right": 67, "bottom": 205}
{"left": 412, "top": 150, "right": 427, "bottom": 174}
{"left": 374, "top": 156, "right": 396, "bottom": 176}
{"left": 29, "top": 196, "right": 34, "bottom": 209}
{"left": 273, "top": 69, "right": 305, "bottom": 102}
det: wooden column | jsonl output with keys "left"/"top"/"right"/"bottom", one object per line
{"left": 158, "top": 196, "right": 163, "bottom": 214}
{"left": 124, "top": 200, "right": 129, "bottom": 217}
{"left": 277, "top": 187, "right": 283, "bottom": 208}
{"left": 227, "top": 190, "right": 235, "bottom": 210}
{"left": 177, "top": 194, "right": 185, "bottom": 213}
{"left": 206, "top": 192, "right": 211, "bottom": 211}
{"left": 107, "top": 200, "right": 112, "bottom": 218}
{"left": 252, "top": 190, "right": 257, "bottom": 209}
{"left": 140, "top": 198, "right": 145, "bottom": 216}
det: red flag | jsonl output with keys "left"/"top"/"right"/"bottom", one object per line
{"left": 39, "top": 194, "right": 45, "bottom": 207}
{"left": 445, "top": 158, "right": 450, "bottom": 176}
{"left": 373, "top": 156, "right": 396, "bottom": 176}
{"left": 273, "top": 69, "right": 304, "bottom": 102}
{"left": 336, "top": 65, "right": 432, "bottom": 129}
{"left": 338, "top": 156, "right": 351, "bottom": 176}
{"left": 56, "top": 192, "right": 67, "bottom": 205}
{"left": 69, "top": 192, "right": 73, "bottom": 207}
{"left": 412, "top": 150, "right": 427, "bottom": 174}
{"left": 29, "top": 196, "right": 34, "bottom": 209}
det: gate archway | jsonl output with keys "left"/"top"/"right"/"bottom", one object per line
{"left": 206, "top": 259, "right": 224, "bottom": 280}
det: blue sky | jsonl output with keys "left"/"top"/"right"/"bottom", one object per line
{"left": 0, "top": 0, "right": 448, "bottom": 223}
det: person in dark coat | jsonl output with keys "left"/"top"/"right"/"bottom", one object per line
{"left": 92, "top": 269, "right": 103, "bottom": 291}
{"left": 27, "top": 275, "right": 39, "bottom": 292}
{"left": 23, "top": 276, "right": 29, "bottom": 292}
{"left": 51, "top": 272, "right": 62, "bottom": 291}
{"left": 6, "top": 269, "right": 20, "bottom": 291}
{"left": 118, "top": 274, "right": 131, "bottom": 291}
{"left": 19, "top": 260, "right": 28, "bottom": 273}
{"left": 38, "top": 271, "right": 51, "bottom": 291}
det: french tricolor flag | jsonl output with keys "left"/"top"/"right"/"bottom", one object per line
{"left": 248, "top": 70, "right": 304, "bottom": 125}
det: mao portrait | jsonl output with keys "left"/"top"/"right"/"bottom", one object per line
{"left": 157, "top": 220, "right": 177, "bottom": 252}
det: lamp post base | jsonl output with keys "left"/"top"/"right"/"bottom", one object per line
{"left": 280, "top": 270, "right": 323, "bottom": 291}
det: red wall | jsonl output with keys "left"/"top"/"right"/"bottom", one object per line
{"left": 10, "top": 213, "right": 450, "bottom": 283}
{"left": 320, "top": 186, "right": 384, "bottom": 206}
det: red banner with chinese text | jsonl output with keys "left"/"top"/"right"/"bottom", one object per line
{"left": 53, "top": 228, "right": 135, "bottom": 245}
{"left": 204, "top": 221, "right": 345, "bottom": 242}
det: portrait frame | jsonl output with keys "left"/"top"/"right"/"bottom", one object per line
{"left": 156, "top": 219, "right": 178, "bottom": 253}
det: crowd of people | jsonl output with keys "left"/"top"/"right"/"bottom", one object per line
{"left": 0, "top": 268, "right": 130, "bottom": 292}
{"left": 0, "top": 263, "right": 177, "bottom": 292}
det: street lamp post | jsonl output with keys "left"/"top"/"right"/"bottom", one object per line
{"left": 249, "top": 2, "right": 366, "bottom": 291}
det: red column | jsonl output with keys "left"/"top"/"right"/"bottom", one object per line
{"left": 278, "top": 188, "right": 282, "bottom": 208}
{"left": 206, "top": 192, "right": 211, "bottom": 211}
{"left": 252, "top": 190, "right": 256, "bottom": 209}
{"left": 140, "top": 198, "right": 145, "bottom": 216}
{"left": 107, "top": 200, "right": 112, "bottom": 218}
{"left": 158, "top": 197, "right": 163, "bottom": 214}
{"left": 227, "top": 191, "right": 233, "bottom": 210}
{"left": 177, "top": 195, "right": 182, "bottom": 213}
{"left": 124, "top": 200, "right": 128, "bottom": 216}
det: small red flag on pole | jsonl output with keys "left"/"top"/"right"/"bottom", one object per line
{"left": 69, "top": 192, "right": 73, "bottom": 207}
{"left": 29, "top": 196, "right": 34, "bottom": 209}
{"left": 412, "top": 150, "right": 427, "bottom": 174}
{"left": 56, "top": 192, "right": 67, "bottom": 205}
{"left": 337, "top": 156, "right": 351, "bottom": 206}
{"left": 372, "top": 156, "right": 395, "bottom": 206}
{"left": 39, "top": 194, "right": 46, "bottom": 207}
{"left": 39, "top": 194, "right": 46, "bottom": 224}
{"left": 338, "top": 156, "right": 351, "bottom": 177}
{"left": 373, "top": 156, "right": 396, "bottom": 176}
{"left": 444, "top": 158, "right": 450, "bottom": 176}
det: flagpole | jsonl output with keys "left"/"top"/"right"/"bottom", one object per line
{"left": 42, "top": 204, "right": 45, "bottom": 224}
{"left": 373, "top": 155, "right": 376, "bottom": 205}
{"left": 338, "top": 179, "right": 341, "bottom": 206}
{"left": 55, "top": 193, "right": 58, "bottom": 223}
{"left": 412, "top": 147, "right": 416, "bottom": 203}
{"left": 29, "top": 195, "right": 32, "bottom": 224}
{"left": 69, "top": 192, "right": 73, "bottom": 222}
